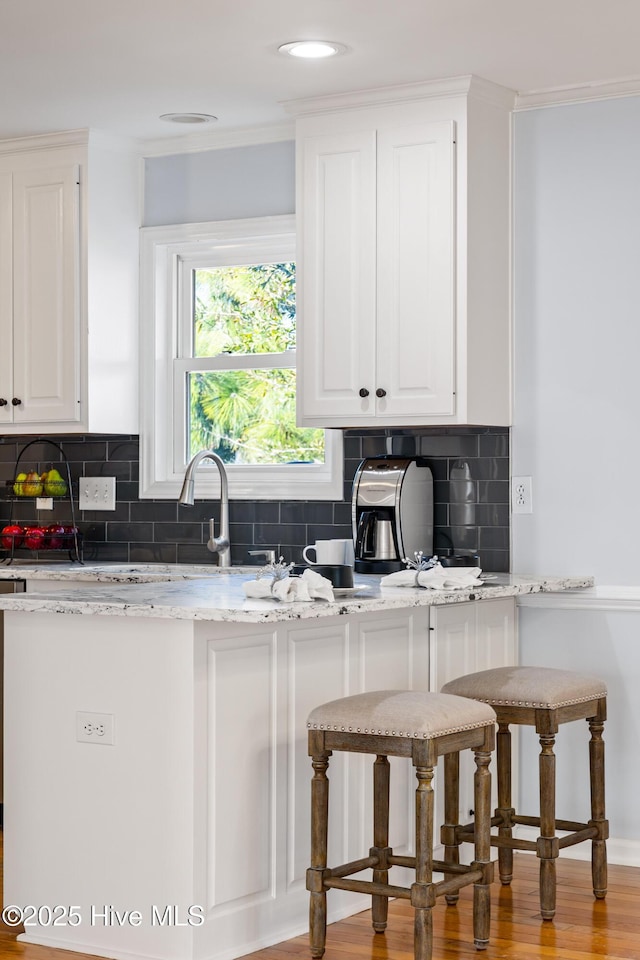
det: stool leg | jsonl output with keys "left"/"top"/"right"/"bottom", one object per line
{"left": 473, "top": 746, "right": 492, "bottom": 950}
{"left": 496, "top": 722, "right": 514, "bottom": 885}
{"left": 588, "top": 716, "right": 608, "bottom": 900}
{"left": 372, "top": 755, "right": 390, "bottom": 932}
{"left": 538, "top": 733, "right": 558, "bottom": 920}
{"left": 413, "top": 764, "right": 435, "bottom": 960}
{"left": 442, "top": 751, "right": 460, "bottom": 904}
{"left": 308, "top": 751, "right": 330, "bottom": 958}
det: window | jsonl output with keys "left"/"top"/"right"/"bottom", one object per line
{"left": 139, "top": 215, "right": 343, "bottom": 500}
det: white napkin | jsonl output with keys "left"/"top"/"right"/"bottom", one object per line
{"left": 243, "top": 568, "right": 335, "bottom": 602}
{"left": 380, "top": 562, "right": 483, "bottom": 591}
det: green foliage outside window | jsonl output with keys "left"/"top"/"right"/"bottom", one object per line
{"left": 189, "top": 263, "right": 325, "bottom": 464}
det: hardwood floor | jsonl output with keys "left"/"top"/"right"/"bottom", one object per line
{"left": 1, "top": 838, "right": 639, "bottom": 959}
{"left": 248, "top": 855, "right": 640, "bottom": 960}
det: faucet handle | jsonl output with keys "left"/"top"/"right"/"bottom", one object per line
{"left": 207, "top": 518, "right": 230, "bottom": 558}
{"left": 249, "top": 549, "right": 277, "bottom": 564}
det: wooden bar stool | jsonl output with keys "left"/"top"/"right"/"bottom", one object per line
{"left": 306, "top": 690, "right": 496, "bottom": 960}
{"left": 441, "top": 666, "right": 608, "bottom": 920}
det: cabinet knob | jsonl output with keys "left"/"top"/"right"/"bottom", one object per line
{"left": 11, "top": 397, "right": 22, "bottom": 406}
{"left": 375, "top": 388, "right": 387, "bottom": 398}
{"left": 0, "top": 398, "right": 7, "bottom": 406}
{"left": 358, "top": 388, "right": 370, "bottom": 398}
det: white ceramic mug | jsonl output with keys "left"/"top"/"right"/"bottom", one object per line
{"left": 303, "top": 539, "right": 348, "bottom": 565}
{"left": 331, "top": 538, "right": 355, "bottom": 566}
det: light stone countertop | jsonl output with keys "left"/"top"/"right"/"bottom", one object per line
{"left": 0, "top": 564, "right": 594, "bottom": 622}
{"left": 0, "top": 561, "right": 240, "bottom": 582}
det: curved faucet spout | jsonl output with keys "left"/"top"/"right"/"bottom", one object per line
{"left": 178, "top": 450, "right": 231, "bottom": 566}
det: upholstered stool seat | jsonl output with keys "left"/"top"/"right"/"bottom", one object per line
{"left": 441, "top": 666, "right": 608, "bottom": 920}
{"left": 306, "top": 690, "right": 497, "bottom": 960}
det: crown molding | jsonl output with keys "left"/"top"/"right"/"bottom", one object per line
{"left": 0, "top": 127, "right": 89, "bottom": 156}
{"left": 515, "top": 75, "right": 640, "bottom": 111}
{"left": 138, "top": 120, "right": 295, "bottom": 158}
{"left": 283, "top": 75, "right": 516, "bottom": 117}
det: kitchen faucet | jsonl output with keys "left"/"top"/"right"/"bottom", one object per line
{"left": 178, "top": 450, "right": 231, "bottom": 567}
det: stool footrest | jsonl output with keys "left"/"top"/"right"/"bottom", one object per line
{"left": 451, "top": 814, "right": 503, "bottom": 841}
{"left": 325, "top": 876, "right": 412, "bottom": 899}
{"left": 512, "top": 814, "right": 590, "bottom": 831}
{"left": 328, "top": 856, "right": 377, "bottom": 879}
{"left": 558, "top": 827, "right": 599, "bottom": 848}
{"left": 435, "top": 870, "right": 484, "bottom": 899}
{"left": 324, "top": 867, "right": 485, "bottom": 902}
{"left": 455, "top": 814, "right": 601, "bottom": 853}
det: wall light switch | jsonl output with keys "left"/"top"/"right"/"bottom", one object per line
{"left": 79, "top": 477, "right": 117, "bottom": 511}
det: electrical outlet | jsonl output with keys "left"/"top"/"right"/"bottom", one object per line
{"left": 76, "top": 711, "right": 115, "bottom": 745}
{"left": 512, "top": 476, "right": 533, "bottom": 514}
{"left": 79, "top": 477, "right": 116, "bottom": 511}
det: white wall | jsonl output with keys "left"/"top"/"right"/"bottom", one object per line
{"left": 143, "top": 140, "right": 295, "bottom": 226}
{"left": 512, "top": 96, "right": 640, "bottom": 585}
{"left": 518, "top": 599, "right": 640, "bottom": 859}
{"left": 513, "top": 99, "right": 640, "bottom": 864}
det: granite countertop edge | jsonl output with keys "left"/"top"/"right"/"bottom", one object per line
{"left": 0, "top": 569, "right": 595, "bottom": 622}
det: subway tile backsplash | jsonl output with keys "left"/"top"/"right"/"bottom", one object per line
{"left": 0, "top": 427, "right": 510, "bottom": 571}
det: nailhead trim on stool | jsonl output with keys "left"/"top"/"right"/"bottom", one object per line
{"left": 441, "top": 666, "right": 606, "bottom": 709}
{"left": 307, "top": 689, "right": 497, "bottom": 739}
{"left": 306, "top": 690, "right": 497, "bottom": 960}
{"left": 440, "top": 666, "right": 608, "bottom": 921}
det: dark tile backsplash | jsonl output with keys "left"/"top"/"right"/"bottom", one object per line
{"left": 0, "top": 427, "right": 510, "bottom": 571}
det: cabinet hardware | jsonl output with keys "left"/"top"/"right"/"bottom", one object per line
{"left": 359, "top": 388, "right": 370, "bottom": 398}
{"left": 11, "top": 398, "right": 22, "bottom": 406}
{"left": 0, "top": 398, "right": 7, "bottom": 406}
{"left": 376, "top": 388, "right": 386, "bottom": 398}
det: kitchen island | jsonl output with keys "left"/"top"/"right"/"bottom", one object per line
{"left": 0, "top": 568, "right": 591, "bottom": 960}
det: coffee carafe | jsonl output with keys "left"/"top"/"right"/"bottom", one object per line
{"left": 352, "top": 457, "right": 433, "bottom": 574}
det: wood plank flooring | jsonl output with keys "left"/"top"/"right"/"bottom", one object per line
{"left": 247, "top": 855, "right": 640, "bottom": 960}
{"left": 1, "top": 837, "right": 639, "bottom": 959}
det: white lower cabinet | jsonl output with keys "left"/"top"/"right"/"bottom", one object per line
{"left": 430, "top": 597, "right": 517, "bottom": 829}
{"left": 203, "top": 598, "right": 515, "bottom": 959}
{"left": 203, "top": 607, "right": 430, "bottom": 957}
{"left": 5, "top": 600, "right": 516, "bottom": 960}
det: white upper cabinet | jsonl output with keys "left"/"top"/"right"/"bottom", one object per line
{"left": 6, "top": 163, "right": 81, "bottom": 425}
{"left": 0, "top": 130, "right": 139, "bottom": 434}
{"left": 289, "top": 76, "right": 515, "bottom": 428}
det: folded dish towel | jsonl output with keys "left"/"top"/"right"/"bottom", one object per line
{"left": 381, "top": 562, "right": 483, "bottom": 590}
{"left": 243, "top": 568, "right": 335, "bottom": 602}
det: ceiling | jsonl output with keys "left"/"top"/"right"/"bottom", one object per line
{"left": 1, "top": 0, "right": 639, "bottom": 145}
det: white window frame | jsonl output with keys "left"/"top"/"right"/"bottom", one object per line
{"left": 139, "top": 214, "right": 343, "bottom": 500}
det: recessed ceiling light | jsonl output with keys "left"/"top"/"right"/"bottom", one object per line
{"left": 159, "top": 113, "right": 218, "bottom": 124}
{"left": 278, "top": 40, "right": 347, "bottom": 59}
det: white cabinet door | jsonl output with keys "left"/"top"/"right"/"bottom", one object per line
{"left": 297, "top": 119, "right": 455, "bottom": 426}
{"left": 297, "top": 129, "right": 377, "bottom": 422}
{"left": 0, "top": 172, "right": 12, "bottom": 422}
{"left": 376, "top": 121, "right": 455, "bottom": 419}
{"left": 474, "top": 597, "right": 518, "bottom": 672}
{"left": 11, "top": 164, "right": 80, "bottom": 424}
{"left": 430, "top": 598, "right": 517, "bottom": 825}
{"left": 430, "top": 597, "right": 516, "bottom": 691}
{"left": 0, "top": 130, "right": 139, "bottom": 435}
{"left": 293, "top": 78, "right": 514, "bottom": 429}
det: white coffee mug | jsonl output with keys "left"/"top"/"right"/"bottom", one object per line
{"left": 331, "top": 538, "right": 355, "bottom": 566}
{"left": 303, "top": 539, "right": 346, "bottom": 565}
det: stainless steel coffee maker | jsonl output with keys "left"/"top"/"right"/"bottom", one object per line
{"left": 352, "top": 457, "right": 434, "bottom": 573}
